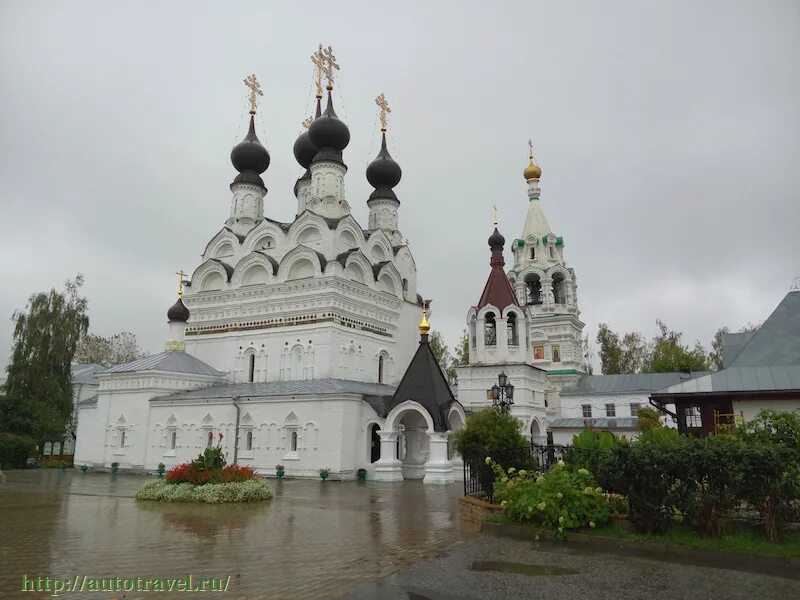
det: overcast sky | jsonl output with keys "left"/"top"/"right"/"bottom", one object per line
{"left": 1, "top": 1, "right": 798, "bottom": 369}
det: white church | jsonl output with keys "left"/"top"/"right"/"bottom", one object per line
{"left": 74, "top": 54, "right": 465, "bottom": 484}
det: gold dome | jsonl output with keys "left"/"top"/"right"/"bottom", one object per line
{"left": 524, "top": 156, "right": 542, "bottom": 180}
{"left": 419, "top": 309, "right": 431, "bottom": 336}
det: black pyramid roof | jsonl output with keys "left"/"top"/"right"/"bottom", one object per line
{"left": 386, "top": 333, "right": 460, "bottom": 432}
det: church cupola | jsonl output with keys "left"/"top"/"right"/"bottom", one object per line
{"left": 477, "top": 225, "right": 518, "bottom": 311}
{"left": 293, "top": 96, "right": 321, "bottom": 214}
{"left": 305, "top": 44, "right": 351, "bottom": 219}
{"left": 367, "top": 93, "right": 402, "bottom": 234}
{"left": 228, "top": 74, "right": 268, "bottom": 229}
{"left": 166, "top": 272, "right": 189, "bottom": 352}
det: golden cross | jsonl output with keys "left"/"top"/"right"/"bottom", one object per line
{"left": 243, "top": 74, "right": 263, "bottom": 115}
{"left": 491, "top": 204, "right": 498, "bottom": 227}
{"left": 310, "top": 46, "right": 325, "bottom": 98}
{"left": 312, "top": 44, "right": 340, "bottom": 91}
{"left": 301, "top": 115, "right": 313, "bottom": 129}
{"left": 375, "top": 93, "right": 391, "bottom": 132}
{"left": 175, "top": 270, "right": 186, "bottom": 298}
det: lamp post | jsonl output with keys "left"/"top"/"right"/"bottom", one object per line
{"left": 490, "top": 371, "right": 515, "bottom": 412}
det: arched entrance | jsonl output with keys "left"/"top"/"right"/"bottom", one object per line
{"left": 530, "top": 418, "right": 546, "bottom": 445}
{"left": 369, "top": 423, "right": 380, "bottom": 463}
{"left": 395, "top": 409, "right": 429, "bottom": 480}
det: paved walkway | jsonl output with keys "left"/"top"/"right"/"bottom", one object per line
{"left": 0, "top": 470, "right": 467, "bottom": 599}
{"left": 333, "top": 534, "right": 800, "bottom": 600}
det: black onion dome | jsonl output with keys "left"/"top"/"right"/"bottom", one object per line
{"left": 366, "top": 132, "right": 402, "bottom": 189}
{"left": 308, "top": 92, "right": 350, "bottom": 153}
{"left": 488, "top": 227, "right": 505, "bottom": 248}
{"left": 167, "top": 298, "right": 190, "bottom": 322}
{"left": 293, "top": 129, "right": 317, "bottom": 169}
{"left": 231, "top": 115, "right": 270, "bottom": 175}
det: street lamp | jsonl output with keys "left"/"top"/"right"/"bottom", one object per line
{"left": 491, "top": 371, "right": 514, "bottom": 411}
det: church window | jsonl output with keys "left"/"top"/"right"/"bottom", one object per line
{"left": 484, "top": 312, "right": 497, "bottom": 346}
{"left": 552, "top": 345, "right": 561, "bottom": 362}
{"left": 43, "top": 442, "right": 52, "bottom": 456}
{"left": 206, "top": 431, "right": 214, "bottom": 449}
{"left": 530, "top": 247, "right": 535, "bottom": 260}
{"left": 245, "top": 430, "right": 253, "bottom": 451}
{"left": 119, "top": 430, "right": 126, "bottom": 448}
{"left": 169, "top": 430, "right": 177, "bottom": 450}
{"left": 53, "top": 441, "right": 61, "bottom": 455}
{"left": 549, "top": 245, "right": 556, "bottom": 259}
{"left": 247, "top": 353, "right": 256, "bottom": 382}
{"left": 525, "top": 274, "right": 542, "bottom": 305}
{"left": 582, "top": 404, "right": 592, "bottom": 418}
{"left": 630, "top": 403, "right": 641, "bottom": 417}
{"left": 291, "top": 346, "right": 304, "bottom": 381}
{"left": 507, "top": 313, "right": 519, "bottom": 346}
{"left": 369, "top": 423, "right": 380, "bottom": 463}
{"left": 605, "top": 404, "right": 616, "bottom": 418}
{"left": 552, "top": 273, "right": 566, "bottom": 305}
{"left": 290, "top": 431, "right": 298, "bottom": 452}
{"left": 378, "top": 354, "right": 385, "bottom": 383}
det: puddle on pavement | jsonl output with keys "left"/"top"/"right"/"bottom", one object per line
{"left": 470, "top": 560, "right": 577, "bottom": 577}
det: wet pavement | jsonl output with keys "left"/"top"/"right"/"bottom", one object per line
{"left": 334, "top": 534, "right": 800, "bottom": 600}
{"left": 0, "top": 470, "right": 468, "bottom": 600}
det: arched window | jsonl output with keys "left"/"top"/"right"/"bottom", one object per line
{"left": 53, "top": 441, "right": 61, "bottom": 455}
{"left": 507, "top": 313, "right": 518, "bottom": 346}
{"left": 549, "top": 245, "right": 556, "bottom": 259}
{"left": 169, "top": 430, "right": 177, "bottom": 450}
{"left": 530, "top": 247, "right": 535, "bottom": 260}
{"left": 291, "top": 346, "right": 304, "bottom": 381}
{"left": 246, "top": 430, "right": 253, "bottom": 451}
{"left": 290, "top": 431, "right": 298, "bottom": 452}
{"left": 119, "top": 430, "right": 126, "bottom": 448}
{"left": 43, "top": 442, "right": 52, "bottom": 456}
{"left": 247, "top": 353, "right": 256, "bottom": 382}
{"left": 525, "top": 274, "right": 542, "bottom": 305}
{"left": 552, "top": 273, "right": 566, "bottom": 305}
{"left": 378, "top": 354, "right": 385, "bottom": 383}
{"left": 484, "top": 312, "right": 497, "bottom": 346}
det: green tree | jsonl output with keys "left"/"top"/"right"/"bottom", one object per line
{"left": 645, "top": 320, "right": 709, "bottom": 373}
{"left": 453, "top": 328, "right": 469, "bottom": 367}
{"left": 75, "top": 331, "right": 145, "bottom": 366}
{"left": 450, "top": 408, "right": 527, "bottom": 458}
{"left": 596, "top": 324, "right": 650, "bottom": 374}
{"left": 581, "top": 334, "right": 594, "bottom": 374}
{"left": 428, "top": 330, "right": 456, "bottom": 384}
{"left": 0, "top": 276, "right": 89, "bottom": 438}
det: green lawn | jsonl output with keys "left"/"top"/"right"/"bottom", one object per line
{"left": 593, "top": 523, "right": 800, "bottom": 560}
{"left": 484, "top": 514, "right": 800, "bottom": 559}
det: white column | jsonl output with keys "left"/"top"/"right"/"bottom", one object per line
{"left": 423, "top": 431, "right": 454, "bottom": 485}
{"left": 373, "top": 430, "right": 403, "bottom": 482}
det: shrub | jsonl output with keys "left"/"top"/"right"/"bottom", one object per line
{"left": 599, "top": 433, "right": 686, "bottom": 534}
{"left": 636, "top": 406, "right": 663, "bottom": 431}
{"left": 220, "top": 465, "right": 255, "bottom": 483}
{"left": 42, "top": 458, "right": 73, "bottom": 469}
{"left": 451, "top": 409, "right": 527, "bottom": 459}
{"left": 566, "top": 430, "right": 620, "bottom": 480}
{"left": 166, "top": 462, "right": 256, "bottom": 485}
{"left": 490, "top": 458, "right": 610, "bottom": 540}
{"left": 0, "top": 433, "right": 37, "bottom": 469}
{"left": 136, "top": 479, "right": 272, "bottom": 503}
{"left": 736, "top": 409, "right": 800, "bottom": 459}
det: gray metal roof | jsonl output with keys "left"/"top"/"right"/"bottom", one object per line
{"left": 153, "top": 378, "right": 396, "bottom": 402}
{"left": 655, "top": 366, "right": 800, "bottom": 395}
{"left": 721, "top": 332, "right": 755, "bottom": 368}
{"left": 102, "top": 352, "right": 224, "bottom": 377}
{"left": 72, "top": 363, "right": 106, "bottom": 385}
{"left": 730, "top": 290, "right": 800, "bottom": 367}
{"left": 548, "top": 417, "right": 638, "bottom": 430}
{"left": 560, "top": 372, "right": 709, "bottom": 396}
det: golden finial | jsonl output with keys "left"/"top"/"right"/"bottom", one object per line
{"left": 375, "top": 93, "right": 391, "bottom": 132}
{"left": 491, "top": 204, "right": 498, "bottom": 227}
{"left": 419, "top": 299, "right": 431, "bottom": 336}
{"left": 175, "top": 270, "right": 186, "bottom": 298}
{"left": 243, "top": 74, "right": 263, "bottom": 115}
{"left": 311, "top": 44, "right": 340, "bottom": 92}
{"left": 301, "top": 115, "right": 314, "bottom": 129}
{"left": 524, "top": 138, "right": 542, "bottom": 180}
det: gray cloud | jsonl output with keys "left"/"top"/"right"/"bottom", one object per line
{"left": 2, "top": 0, "right": 798, "bottom": 367}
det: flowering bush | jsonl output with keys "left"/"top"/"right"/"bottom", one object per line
{"left": 136, "top": 479, "right": 272, "bottom": 503}
{"left": 166, "top": 462, "right": 255, "bottom": 485}
{"left": 489, "top": 458, "right": 611, "bottom": 540}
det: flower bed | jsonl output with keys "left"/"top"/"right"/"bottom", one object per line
{"left": 136, "top": 478, "right": 272, "bottom": 503}
{"left": 135, "top": 435, "right": 272, "bottom": 503}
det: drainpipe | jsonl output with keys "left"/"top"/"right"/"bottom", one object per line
{"left": 232, "top": 398, "right": 241, "bottom": 465}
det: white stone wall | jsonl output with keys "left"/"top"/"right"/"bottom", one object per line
{"left": 733, "top": 397, "right": 800, "bottom": 422}
{"left": 558, "top": 392, "right": 677, "bottom": 427}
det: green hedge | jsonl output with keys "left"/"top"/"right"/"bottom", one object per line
{"left": 0, "top": 433, "right": 37, "bottom": 469}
